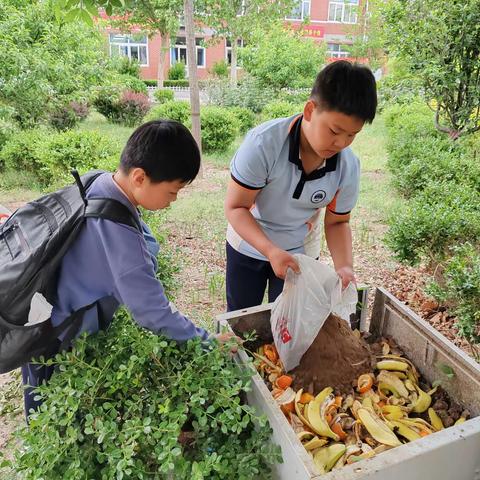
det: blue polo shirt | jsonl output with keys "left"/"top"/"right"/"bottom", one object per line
{"left": 50, "top": 173, "right": 209, "bottom": 342}
{"left": 227, "top": 114, "right": 360, "bottom": 260}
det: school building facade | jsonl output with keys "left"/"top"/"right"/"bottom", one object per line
{"left": 104, "top": 0, "right": 367, "bottom": 81}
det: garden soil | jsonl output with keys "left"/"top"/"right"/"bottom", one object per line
{"left": 291, "top": 314, "right": 375, "bottom": 395}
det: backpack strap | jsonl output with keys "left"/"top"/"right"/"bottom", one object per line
{"left": 85, "top": 197, "right": 141, "bottom": 231}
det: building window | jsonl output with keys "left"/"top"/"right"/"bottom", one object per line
{"left": 286, "top": 0, "right": 311, "bottom": 20}
{"left": 225, "top": 38, "right": 245, "bottom": 66}
{"left": 327, "top": 43, "right": 350, "bottom": 58}
{"left": 328, "top": 0, "right": 358, "bottom": 24}
{"left": 170, "top": 37, "right": 206, "bottom": 68}
{"left": 109, "top": 33, "right": 148, "bottom": 66}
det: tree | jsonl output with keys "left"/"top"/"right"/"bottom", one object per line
{"left": 0, "top": 0, "right": 108, "bottom": 127}
{"left": 241, "top": 23, "right": 326, "bottom": 91}
{"left": 198, "top": 0, "right": 295, "bottom": 84}
{"left": 107, "top": 1, "right": 183, "bottom": 88}
{"left": 54, "top": 0, "right": 204, "bottom": 154}
{"left": 380, "top": 0, "right": 480, "bottom": 137}
{"left": 345, "top": 0, "right": 385, "bottom": 71}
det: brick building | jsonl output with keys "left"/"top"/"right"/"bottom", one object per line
{"left": 104, "top": 0, "right": 366, "bottom": 81}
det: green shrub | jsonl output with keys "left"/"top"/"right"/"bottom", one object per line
{"left": 395, "top": 148, "right": 480, "bottom": 197}
{"left": 116, "top": 74, "right": 148, "bottom": 95}
{"left": 260, "top": 101, "right": 302, "bottom": 122}
{"left": 168, "top": 61, "right": 186, "bottom": 80}
{"left": 145, "top": 100, "right": 191, "bottom": 125}
{"left": 114, "top": 90, "right": 151, "bottom": 127}
{"left": 92, "top": 86, "right": 121, "bottom": 122}
{"left": 49, "top": 103, "right": 80, "bottom": 131}
{"left": 211, "top": 59, "right": 229, "bottom": 78}
{"left": 154, "top": 88, "right": 175, "bottom": 104}
{"left": 385, "top": 182, "right": 480, "bottom": 265}
{"left": 206, "top": 76, "right": 274, "bottom": 113}
{"left": 115, "top": 57, "right": 141, "bottom": 78}
{"left": 200, "top": 106, "right": 239, "bottom": 152}
{"left": 143, "top": 79, "right": 158, "bottom": 87}
{"left": 0, "top": 129, "right": 118, "bottom": 185}
{"left": 228, "top": 106, "right": 256, "bottom": 133}
{"left": 0, "top": 129, "right": 46, "bottom": 174}
{"left": 164, "top": 79, "right": 189, "bottom": 87}
{"left": 384, "top": 101, "right": 449, "bottom": 175}
{"left": 427, "top": 243, "right": 480, "bottom": 342}
{"left": 10, "top": 311, "right": 280, "bottom": 479}
{"left": 0, "top": 105, "right": 18, "bottom": 153}
{"left": 277, "top": 89, "right": 310, "bottom": 104}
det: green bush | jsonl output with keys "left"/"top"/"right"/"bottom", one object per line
{"left": 145, "top": 100, "right": 191, "bottom": 125}
{"left": 395, "top": 147, "right": 480, "bottom": 197}
{"left": 276, "top": 89, "right": 310, "bottom": 104}
{"left": 168, "top": 61, "right": 186, "bottom": 80}
{"left": 211, "top": 59, "right": 229, "bottom": 78}
{"left": 0, "top": 105, "right": 18, "bottom": 153}
{"left": 143, "top": 79, "right": 158, "bottom": 87}
{"left": 116, "top": 74, "right": 148, "bottom": 95}
{"left": 154, "top": 88, "right": 175, "bottom": 104}
{"left": 385, "top": 182, "right": 480, "bottom": 265}
{"left": 206, "top": 76, "right": 275, "bottom": 113}
{"left": 427, "top": 243, "right": 480, "bottom": 342}
{"left": 0, "top": 129, "right": 118, "bottom": 185}
{"left": 115, "top": 56, "right": 141, "bottom": 78}
{"left": 228, "top": 106, "right": 256, "bottom": 133}
{"left": 114, "top": 90, "right": 151, "bottom": 127}
{"left": 260, "top": 101, "right": 302, "bottom": 122}
{"left": 164, "top": 79, "right": 189, "bottom": 87}
{"left": 200, "top": 106, "right": 239, "bottom": 152}
{"left": 10, "top": 311, "right": 280, "bottom": 479}
{"left": 92, "top": 86, "right": 121, "bottom": 122}
{"left": 49, "top": 103, "right": 80, "bottom": 131}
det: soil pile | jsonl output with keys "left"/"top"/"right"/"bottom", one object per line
{"left": 291, "top": 314, "right": 375, "bottom": 394}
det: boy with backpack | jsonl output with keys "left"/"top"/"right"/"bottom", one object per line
{"left": 224, "top": 60, "right": 377, "bottom": 311}
{"left": 0, "top": 120, "right": 233, "bottom": 417}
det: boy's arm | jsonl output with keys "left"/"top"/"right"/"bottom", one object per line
{"left": 225, "top": 179, "right": 299, "bottom": 279}
{"left": 114, "top": 261, "right": 210, "bottom": 342}
{"left": 324, "top": 209, "right": 355, "bottom": 289}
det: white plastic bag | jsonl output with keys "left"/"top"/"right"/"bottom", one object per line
{"left": 270, "top": 254, "right": 358, "bottom": 372}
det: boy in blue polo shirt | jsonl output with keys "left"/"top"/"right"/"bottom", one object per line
{"left": 224, "top": 60, "right": 377, "bottom": 311}
{"left": 22, "top": 120, "right": 234, "bottom": 417}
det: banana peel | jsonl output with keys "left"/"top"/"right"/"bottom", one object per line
{"left": 428, "top": 408, "right": 444, "bottom": 431}
{"left": 357, "top": 408, "right": 402, "bottom": 447}
{"left": 411, "top": 385, "right": 432, "bottom": 413}
{"left": 297, "top": 431, "right": 315, "bottom": 442}
{"left": 303, "top": 436, "right": 329, "bottom": 451}
{"left": 377, "top": 371, "right": 410, "bottom": 398}
{"left": 295, "top": 389, "right": 313, "bottom": 428}
{"left": 390, "top": 420, "right": 421, "bottom": 442}
{"left": 306, "top": 393, "right": 340, "bottom": 441}
{"left": 313, "top": 443, "right": 346, "bottom": 474}
{"left": 376, "top": 360, "right": 409, "bottom": 372}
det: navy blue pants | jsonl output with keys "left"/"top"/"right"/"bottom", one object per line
{"left": 226, "top": 242, "right": 284, "bottom": 312}
{"left": 21, "top": 357, "right": 57, "bottom": 421}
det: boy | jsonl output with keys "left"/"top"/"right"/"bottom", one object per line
{"left": 22, "top": 120, "right": 233, "bottom": 416}
{"left": 224, "top": 60, "right": 377, "bottom": 311}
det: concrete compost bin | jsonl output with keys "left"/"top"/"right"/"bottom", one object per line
{"left": 216, "top": 287, "right": 480, "bottom": 480}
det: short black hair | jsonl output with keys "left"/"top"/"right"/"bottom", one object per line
{"left": 310, "top": 60, "right": 377, "bottom": 123}
{"left": 119, "top": 120, "right": 200, "bottom": 183}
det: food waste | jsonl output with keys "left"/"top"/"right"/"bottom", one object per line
{"left": 253, "top": 339, "right": 470, "bottom": 475}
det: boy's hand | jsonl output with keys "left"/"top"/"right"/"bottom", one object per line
{"left": 336, "top": 266, "right": 356, "bottom": 290}
{"left": 214, "top": 332, "right": 242, "bottom": 354}
{"left": 267, "top": 247, "right": 300, "bottom": 280}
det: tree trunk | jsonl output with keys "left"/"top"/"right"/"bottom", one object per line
{"left": 157, "top": 33, "right": 169, "bottom": 88}
{"left": 184, "top": 0, "right": 203, "bottom": 167}
{"left": 230, "top": 37, "right": 238, "bottom": 85}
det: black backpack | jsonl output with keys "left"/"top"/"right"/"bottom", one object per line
{"left": 0, "top": 170, "right": 141, "bottom": 373}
